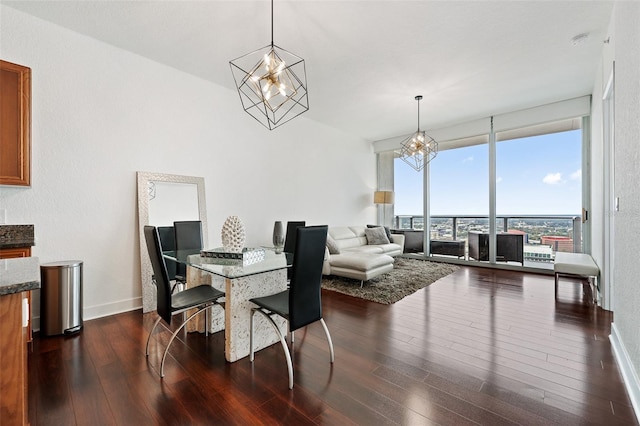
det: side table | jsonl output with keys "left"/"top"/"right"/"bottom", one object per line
{"left": 430, "top": 240, "right": 465, "bottom": 258}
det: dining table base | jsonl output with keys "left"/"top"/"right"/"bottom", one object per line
{"left": 186, "top": 265, "right": 287, "bottom": 362}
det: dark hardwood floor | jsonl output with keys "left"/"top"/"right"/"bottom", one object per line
{"left": 28, "top": 265, "right": 638, "bottom": 425}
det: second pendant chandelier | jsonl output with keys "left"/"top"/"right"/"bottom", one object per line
{"left": 398, "top": 95, "right": 438, "bottom": 171}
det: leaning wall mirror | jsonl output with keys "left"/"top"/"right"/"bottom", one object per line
{"left": 137, "top": 171, "right": 208, "bottom": 313}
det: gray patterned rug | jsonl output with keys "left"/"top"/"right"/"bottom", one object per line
{"left": 321, "top": 257, "right": 459, "bottom": 304}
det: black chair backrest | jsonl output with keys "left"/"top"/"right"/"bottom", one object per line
{"left": 157, "top": 226, "right": 178, "bottom": 280}
{"left": 284, "top": 221, "right": 306, "bottom": 254}
{"left": 174, "top": 220, "right": 203, "bottom": 250}
{"left": 144, "top": 226, "right": 173, "bottom": 325}
{"left": 174, "top": 220, "right": 203, "bottom": 277}
{"left": 288, "top": 225, "right": 328, "bottom": 331}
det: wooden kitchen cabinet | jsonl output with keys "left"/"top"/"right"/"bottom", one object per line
{"left": 0, "top": 59, "right": 31, "bottom": 186}
{"left": 0, "top": 247, "right": 31, "bottom": 258}
{"left": 0, "top": 292, "right": 29, "bottom": 425}
{"left": 0, "top": 257, "right": 38, "bottom": 426}
{"left": 0, "top": 247, "right": 33, "bottom": 344}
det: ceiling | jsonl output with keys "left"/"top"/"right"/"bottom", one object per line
{"left": 2, "top": 0, "right": 614, "bottom": 141}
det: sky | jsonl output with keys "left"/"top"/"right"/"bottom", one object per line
{"left": 394, "top": 129, "right": 582, "bottom": 216}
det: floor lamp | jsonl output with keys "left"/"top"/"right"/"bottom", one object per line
{"left": 374, "top": 191, "right": 394, "bottom": 228}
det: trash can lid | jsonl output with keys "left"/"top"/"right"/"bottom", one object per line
{"left": 40, "top": 260, "right": 83, "bottom": 268}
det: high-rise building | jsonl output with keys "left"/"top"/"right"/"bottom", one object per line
{"left": 541, "top": 236, "right": 573, "bottom": 252}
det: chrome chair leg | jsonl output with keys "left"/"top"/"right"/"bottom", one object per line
{"left": 249, "top": 309, "right": 256, "bottom": 362}
{"left": 145, "top": 315, "right": 163, "bottom": 356}
{"left": 160, "top": 305, "right": 210, "bottom": 378}
{"left": 320, "top": 318, "right": 335, "bottom": 363}
{"left": 205, "top": 305, "right": 209, "bottom": 337}
{"left": 252, "top": 309, "right": 294, "bottom": 389}
{"left": 589, "top": 276, "right": 598, "bottom": 304}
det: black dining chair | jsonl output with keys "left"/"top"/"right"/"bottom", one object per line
{"left": 173, "top": 220, "right": 204, "bottom": 283}
{"left": 157, "top": 226, "right": 185, "bottom": 293}
{"left": 283, "top": 221, "right": 306, "bottom": 254}
{"left": 284, "top": 221, "right": 305, "bottom": 282}
{"left": 249, "top": 225, "right": 334, "bottom": 389}
{"left": 144, "top": 225, "right": 225, "bottom": 378}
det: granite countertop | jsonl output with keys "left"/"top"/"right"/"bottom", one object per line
{"left": 0, "top": 257, "right": 40, "bottom": 295}
{"left": 0, "top": 224, "right": 35, "bottom": 249}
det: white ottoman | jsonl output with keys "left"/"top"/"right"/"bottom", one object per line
{"left": 329, "top": 253, "right": 394, "bottom": 285}
{"left": 554, "top": 252, "right": 599, "bottom": 303}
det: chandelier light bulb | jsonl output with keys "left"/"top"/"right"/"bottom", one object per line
{"left": 242, "top": 47, "right": 297, "bottom": 111}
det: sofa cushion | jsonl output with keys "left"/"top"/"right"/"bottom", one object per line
{"left": 377, "top": 243, "right": 402, "bottom": 254}
{"left": 326, "top": 234, "right": 341, "bottom": 254}
{"left": 347, "top": 243, "right": 402, "bottom": 256}
{"left": 329, "top": 227, "right": 367, "bottom": 250}
{"left": 345, "top": 245, "right": 385, "bottom": 254}
{"left": 367, "top": 224, "right": 392, "bottom": 241}
{"left": 365, "top": 226, "right": 390, "bottom": 245}
{"left": 329, "top": 226, "right": 358, "bottom": 240}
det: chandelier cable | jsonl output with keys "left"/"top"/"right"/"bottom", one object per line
{"left": 415, "top": 95, "right": 423, "bottom": 131}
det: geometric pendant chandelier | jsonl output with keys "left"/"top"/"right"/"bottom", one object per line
{"left": 229, "top": 0, "right": 309, "bottom": 130}
{"left": 398, "top": 95, "right": 438, "bottom": 171}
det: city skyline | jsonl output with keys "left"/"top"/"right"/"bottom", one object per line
{"left": 395, "top": 129, "right": 582, "bottom": 216}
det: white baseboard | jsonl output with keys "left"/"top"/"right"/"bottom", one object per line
{"left": 610, "top": 322, "right": 640, "bottom": 422}
{"left": 31, "top": 297, "right": 142, "bottom": 332}
{"left": 84, "top": 297, "right": 142, "bottom": 321}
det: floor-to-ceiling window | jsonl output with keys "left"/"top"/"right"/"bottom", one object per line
{"left": 392, "top": 157, "right": 425, "bottom": 253}
{"left": 430, "top": 142, "right": 489, "bottom": 243}
{"left": 496, "top": 126, "right": 583, "bottom": 267}
{"left": 382, "top": 96, "right": 591, "bottom": 271}
{"left": 394, "top": 158, "right": 423, "bottom": 231}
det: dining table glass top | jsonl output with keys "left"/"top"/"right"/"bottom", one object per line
{"left": 163, "top": 248, "right": 293, "bottom": 279}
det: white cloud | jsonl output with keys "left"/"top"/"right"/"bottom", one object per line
{"left": 570, "top": 169, "right": 582, "bottom": 180}
{"left": 462, "top": 156, "right": 474, "bottom": 163}
{"left": 543, "top": 172, "right": 563, "bottom": 185}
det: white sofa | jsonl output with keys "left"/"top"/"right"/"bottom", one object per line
{"left": 322, "top": 226, "right": 405, "bottom": 282}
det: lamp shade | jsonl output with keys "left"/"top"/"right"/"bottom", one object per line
{"left": 374, "top": 191, "right": 394, "bottom": 204}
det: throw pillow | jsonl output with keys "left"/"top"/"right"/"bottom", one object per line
{"left": 367, "top": 224, "right": 393, "bottom": 242}
{"left": 326, "top": 235, "right": 341, "bottom": 254}
{"left": 364, "top": 226, "right": 390, "bottom": 245}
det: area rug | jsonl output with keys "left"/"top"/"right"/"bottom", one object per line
{"left": 321, "top": 258, "right": 459, "bottom": 304}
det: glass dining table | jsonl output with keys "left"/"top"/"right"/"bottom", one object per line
{"left": 163, "top": 248, "right": 292, "bottom": 362}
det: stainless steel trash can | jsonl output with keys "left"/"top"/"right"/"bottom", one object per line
{"left": 40, "top": 260, "right": 83, "bottom": 336}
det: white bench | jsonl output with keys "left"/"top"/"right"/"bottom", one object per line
{"left": 554, "top": 252, "right": 600, "bottom": 303}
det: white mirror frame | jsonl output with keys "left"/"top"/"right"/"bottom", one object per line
{"left": 137, "top": 171, "right": 208, "bottom": 313}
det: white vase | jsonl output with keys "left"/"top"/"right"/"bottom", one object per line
{"left": 221, "top": 215, "right": 246, "bottom": 253}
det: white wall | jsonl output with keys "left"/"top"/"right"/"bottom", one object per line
{"left": 0, "top": 6, "right": 375, "bottom": 321}
{"left": 597, "top": 1, "right": 640, "bottom": 418}
{"left": 612, "top": 0, "right": 640, "bottom": 401}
